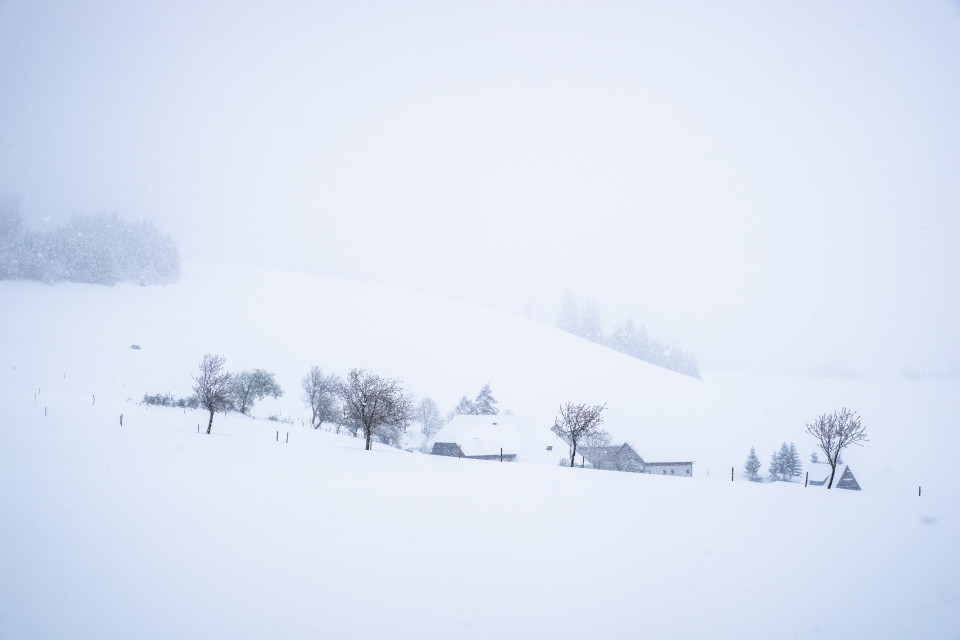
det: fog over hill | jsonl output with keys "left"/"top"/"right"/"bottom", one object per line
{"left": 2, "top": 1, "right": 958, "bottom": 376}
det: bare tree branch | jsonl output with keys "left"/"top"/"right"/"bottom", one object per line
{"left": 192, "top": 354, "right": 233, "bottom": 435}
{"left": 301, "top": 366, "right": 342, "bottom": 429}
{"left": 806, "top": 407, "right": 867, "bottom": 488}
{"left": 553, "top": 402, "right": 607, "bottom": 467}
{"left": 339, "top": 369, "right": 412, "bottom": 451}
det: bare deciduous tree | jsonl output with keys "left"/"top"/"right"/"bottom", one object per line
{"left": 232, "top": 369, "right": 283, "bottom": 415}
{"left": 301, "top": 366, "right": 342, "bottom": 429}
{"left": 554, "top": 402, "right": 607, "bottom": 467}
{"left": 339, "top": 368, "right": 412, "bottom": 451}
{"left": 192, "top": 354, "right": 233, "bottom": 434}
{"left": 806, "top": 407, "right": 868, "bottom": 489}
{"left": 413, "top": 397, "right": 443, "bottom": 450}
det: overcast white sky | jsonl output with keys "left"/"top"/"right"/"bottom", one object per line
{"left": 2, "top": 1, "right": 958, "bottom": 376}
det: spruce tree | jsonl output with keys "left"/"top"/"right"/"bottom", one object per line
{"left": 473, "top": 384, "right": 499, "bottom": 416}
{"left": 558, "top": 292, "right": 580, "bottom": 334}
{"left": 744, "top": 446, "right": 762, "bottom": 482}
{"left": 580, "top": 299, "right": 602, "bottom": 343}
{"left": 788, "top": 442, "right": 802, "bottom": 479}
{"left": 780, "top": 442, "right": 792, "bottom": 479}
{"left": 768, "top": 448, "right": 783, "bottom": 482}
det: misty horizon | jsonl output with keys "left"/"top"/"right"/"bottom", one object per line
{"left": 2, "top": 1, "right": 958, "bottom": 377}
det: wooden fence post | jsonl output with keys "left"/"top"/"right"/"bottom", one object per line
{"left": 276, "top": 430, "right": 279, "bottom": 442}
{"left": 804, "top": 472, "right": 808, "bottom": 487}
{"left": 731, "top": 466, "right": 734, "bottom": 481}
{"left": 500, "top": 447, "right": 503, "bottom": 462}
{"left": 919, "top": 485, "right": 922, "bottom": 497}
{"left": 286, "top": 432, "right": 289, "bottom": 444}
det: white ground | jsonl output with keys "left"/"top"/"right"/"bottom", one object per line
{"left": 1, "top": 264, "right": 957, "bottom": 638}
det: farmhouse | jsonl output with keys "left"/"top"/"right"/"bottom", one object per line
{"left": 577, "top": 443, "right": 694, "bottom": 477}
{"left": 806, "top": 462, "right": 861, "bottom": 490}
{"left": 577, "top": 443, "right": 645, "bottom": 472}
{"left": 429, "top": 415, "right": 569, "bottom": 464}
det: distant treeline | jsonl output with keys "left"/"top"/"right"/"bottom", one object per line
{"left": 0, "top": 200, "right": 179, "bottom": 286}
{"left": 559, "top": 292, "right": 701, "bottom": 379}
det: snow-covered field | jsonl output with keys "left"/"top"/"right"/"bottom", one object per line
{"left": 1, "top": 265, "right": 958, "bottom": 638}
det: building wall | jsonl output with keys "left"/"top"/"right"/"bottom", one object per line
{"left": 431, "top": 442, "right": 460, "bottom": 457}
{"left": 645, "top": 463, "right": 693, "bottom": 477}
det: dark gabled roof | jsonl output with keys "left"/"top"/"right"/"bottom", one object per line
{"left": 835, "top": 466, "right": 861, "bottom": 490}
{"left": 579, "top": 443, "right": 646, "bottom": 471}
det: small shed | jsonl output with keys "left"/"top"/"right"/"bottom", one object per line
{"left": 806, "top": 463, "right": 861, "bottom": 490}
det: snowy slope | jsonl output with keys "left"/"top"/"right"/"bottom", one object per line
{"left": 1, "top": 264, "right": 958, "bottom": 638}
{"left": 2, "top": 262, "right": 954, "bottom": 492}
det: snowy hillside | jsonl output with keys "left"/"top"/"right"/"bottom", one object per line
{"left": 1, "top": 264, "right": 958, "bottom": 638}
{"left": 2, "top": 263, "right": 955, "bottom": 489}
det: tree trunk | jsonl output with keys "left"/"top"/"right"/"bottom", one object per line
{"left": 365, "top": 426, "right": 373, "bottom": 451}
{"left": 206, "top": 409, "right": 215, "bottom": 434}
{"left": 570, "top": 441, "right": 577, "bottom": 467}
{"left": 827, "top": 455, "right": 837, "bottom": 489}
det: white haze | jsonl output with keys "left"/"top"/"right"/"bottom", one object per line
{"left": 1, "top": 1, "right": 959, "bottom": 376}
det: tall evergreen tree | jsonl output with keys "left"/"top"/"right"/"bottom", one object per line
{"left": 558, "top": 291, "right": 579, "bottom": 335}
{"left": 608, "top": 317, "right": 637, "bottom": 355}
{"left": 768, "top": 448, "right": 784, "bottom": 482}
{"left": 744, "top": 446, "right": 762, "bottom": 482}
{"left": 473, "top": 383, "right": 499, "bottom": 415}
{"left": 634, "top": 324, "right": 650, "bottom": 360}
{"left": 580, "top": 299, "right": 602, "bottom": 343}
{"left": 0, "top": 197, "right": 24, "bottom": 280}
{"left": 768, "top": 442, "right": 801, "bottom": 482}
{"left": 788, "top": 442, "right": 803, "bottom": 479}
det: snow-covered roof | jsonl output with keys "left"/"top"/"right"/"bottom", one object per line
{"left": 430, "top": 415, "right": 570, "bottom": 464}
